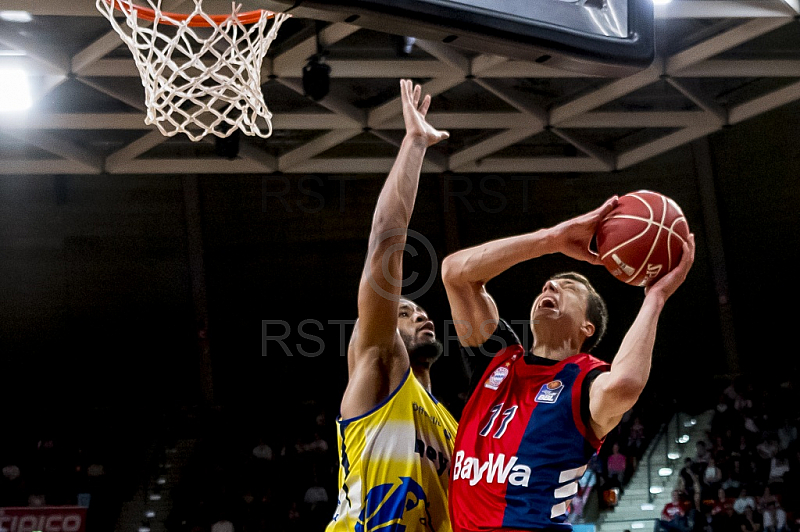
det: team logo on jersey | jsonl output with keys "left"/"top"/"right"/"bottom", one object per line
{"left": 484, "top": 366, "right": 509, "bottom": 390}
{"left": 535, "top": 380, "right": 564, "bottom": 403}
{"left": 355, "top": 477, "right": 433, "bottom": 532}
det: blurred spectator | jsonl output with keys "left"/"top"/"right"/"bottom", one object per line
{"left": 696, "top": 441, "right": 712, "bottom": 466}
{"left": 776, "top": 418, "right": 797, "bottom": 452}
{"left": 712, "top": 492, "right": 741, "bottom": 532}
{"left": 659, "top": 490, "right": 692, "bottom": 532}
{"left": 679, "top": 458, "right": 701, "bottom": 510}
{"left": 283, "top": 501, "right": 305, "bottom": 532}
{"left": 734, "top": 488, "right": 757, "bottom": 515}
{"left": 710, "top": 487, "right": 735, "bottom": 518}
{"left": 570, "top": 459, "right": 598, "bottom": 523}
{"left": 767, "top": 452, "right": 790, "bottom": 485}
{"left": 302, "top": 431, "right": 329, "bottom": 455}
{"left": 739, "top": 506, "right": 762, "bottom": 532}
{"left": 627, "top": 416, "right": 646, "bottom": 468}
{"left": 606, "top": 443, "right": 627, "bottom": 488}
{"left": 761, "top": 501, "right": 788, "bottom": 532}
{"left": 211, "top": 519, "right": 234, "bottom": 532}
{"left": 252, "top": 438, "right": 273, "bottom": 461}
{"left": 757, "top": 437, "right": 780, "bottom": 462}
{"left": 757, "top": 485, "right": 778, "bottom": 513}
{"left": 703, "top": 457, "right": 723, "bottom": 499}
{"left": 721, "top": 466, "right": 743, "bottom": 494}
{"left": 0, "top": 464, "right": 27, "bottom": 507}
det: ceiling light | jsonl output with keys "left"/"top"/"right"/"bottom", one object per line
{"left": 668, "top": 452, "right": 681, "bottom": 460}
{"left": 650, "top": 486, "right": 664, "bottom": 494}
{"left": 652, "top": 0, "right": 672, "bottom": 4}
{"left": 0, "top": 69, "right": 32, "bottom": 112}
{"left": 641, "top": 503, "right": 655, "bottom": 511}
{"left": 676, "top": 434, "right": 690, "bottom": 444}
{"left": 658, "top": 467, "right": 673, "bottom": 477}
{"left": 0, "top": 11, "right": 33, "bottom": 23}
{"left": 631, "top": 523, "right": 645, "bottom": 529}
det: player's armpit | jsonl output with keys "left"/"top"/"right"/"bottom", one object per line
{"left": 586, "top": 371, "right": 639, "bottom": 439}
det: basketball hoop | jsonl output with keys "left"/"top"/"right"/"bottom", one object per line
{"left": 96, "top": 0, "right": 291, "bottom": 141}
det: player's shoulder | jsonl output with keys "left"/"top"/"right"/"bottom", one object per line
{"left": 576, "top": 352, "right": 610, "bottom": 371}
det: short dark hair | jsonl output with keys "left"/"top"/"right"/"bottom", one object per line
{"left": 551, "top": 272, "right": 608, "bottom": 353}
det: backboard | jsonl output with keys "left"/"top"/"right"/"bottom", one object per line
{"left": 256, "top": 0, "right": 655, "bottom": 76}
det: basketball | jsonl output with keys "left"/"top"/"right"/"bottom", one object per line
{"left": 595, "top": 190, "right": 690, "bottom": 287}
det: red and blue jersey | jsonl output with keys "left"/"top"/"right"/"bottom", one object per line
{"left": 449, "top": 319, "right": 610, "bottom": 532}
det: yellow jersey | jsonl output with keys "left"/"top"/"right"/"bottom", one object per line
{"left": 326, "top": 369, "right": 459, "bottom": 532}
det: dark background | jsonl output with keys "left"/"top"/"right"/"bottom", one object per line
{"left": 2, "top": 95, "right": 798, "bottom": 422}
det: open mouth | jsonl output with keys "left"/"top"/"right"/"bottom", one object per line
{"left": 539, "top": 296, "right": 557, "bottom": 310}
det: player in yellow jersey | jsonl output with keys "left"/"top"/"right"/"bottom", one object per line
{"left": 325, "top": 79, "right": 458, "bottom": 532}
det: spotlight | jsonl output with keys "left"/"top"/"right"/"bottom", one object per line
{"left": 302, "top": 55, "right": 331, "bottom": 101}
{"left": 0, "top": 11, "right": 32, "bottom": 23}
{"left": 0, "top": 68, "right": 32, "bottom": 112}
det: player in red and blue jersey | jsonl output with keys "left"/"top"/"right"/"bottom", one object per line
{"left": 442, "top": 198, "right": 695, "bottom": 532}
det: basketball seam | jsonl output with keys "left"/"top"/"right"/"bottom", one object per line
{"left": 624, "top": 193, "right": 666, "bottom": 284}
{"left": 598, "top": 195, "right": 656, "bottom": 263}
{"left": 599, "top": 193, "right": 688, "bottom": 285}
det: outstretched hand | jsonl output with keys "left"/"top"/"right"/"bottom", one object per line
{"left": 551, "top": 195, "right": 619, "bottom": 264}
{"left": 644, "top": 233, "right": 695, "bottom": 300}
{"left": 400, "top": 79, "right": 449, "bottom": 147}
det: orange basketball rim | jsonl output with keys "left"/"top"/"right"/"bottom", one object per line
{"left": 100, "top": 0, "right": 276, "bottom": 26}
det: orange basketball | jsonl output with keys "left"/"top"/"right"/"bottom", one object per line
{"left": 595, "top": 190, "right": 690, "bottom": 287}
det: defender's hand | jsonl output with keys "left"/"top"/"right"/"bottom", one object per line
{"left": 400, "top": 79, "right": 449, "bottom": 147}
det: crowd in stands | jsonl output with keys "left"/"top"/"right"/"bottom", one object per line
{"left": 164, "top": 402, "right": 340, "bottom": 532}
{"left": 4, "top": 372, "right": 797, "bottom": 532}
{"left": 658, "top": 374, "right": 800, "bottom": 532}
{"left": 568, "top": 396, "right": 665, "bottom": 523}
{"left": 0, "top": 408, "right": 148, "bottom": 532}
{"left": 165, "top": 385, "right": 674, "bottom": 532}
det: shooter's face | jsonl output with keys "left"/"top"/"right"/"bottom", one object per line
{"left": 530, "top": 278, "right": 591, "bottom": 336}
{"left": 397, "top": 298, "right": 436, "bottom": 350}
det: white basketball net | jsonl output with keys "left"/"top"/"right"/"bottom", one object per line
{"left": 96, "top": 0, "right": 290, "bottom": 141}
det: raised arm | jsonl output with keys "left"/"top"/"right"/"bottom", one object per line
{"left": 341, "top": 79, "right": 448, "bottom": 418}
{"left": 442, "top": 197, "right": 618, "bottom": 346}
{"left": 589, "top": 234, "right": 696, "bottom": 439}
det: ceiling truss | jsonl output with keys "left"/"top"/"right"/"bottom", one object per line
{"left": 0, "top": 0, "right": 799, "bottom": 175}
